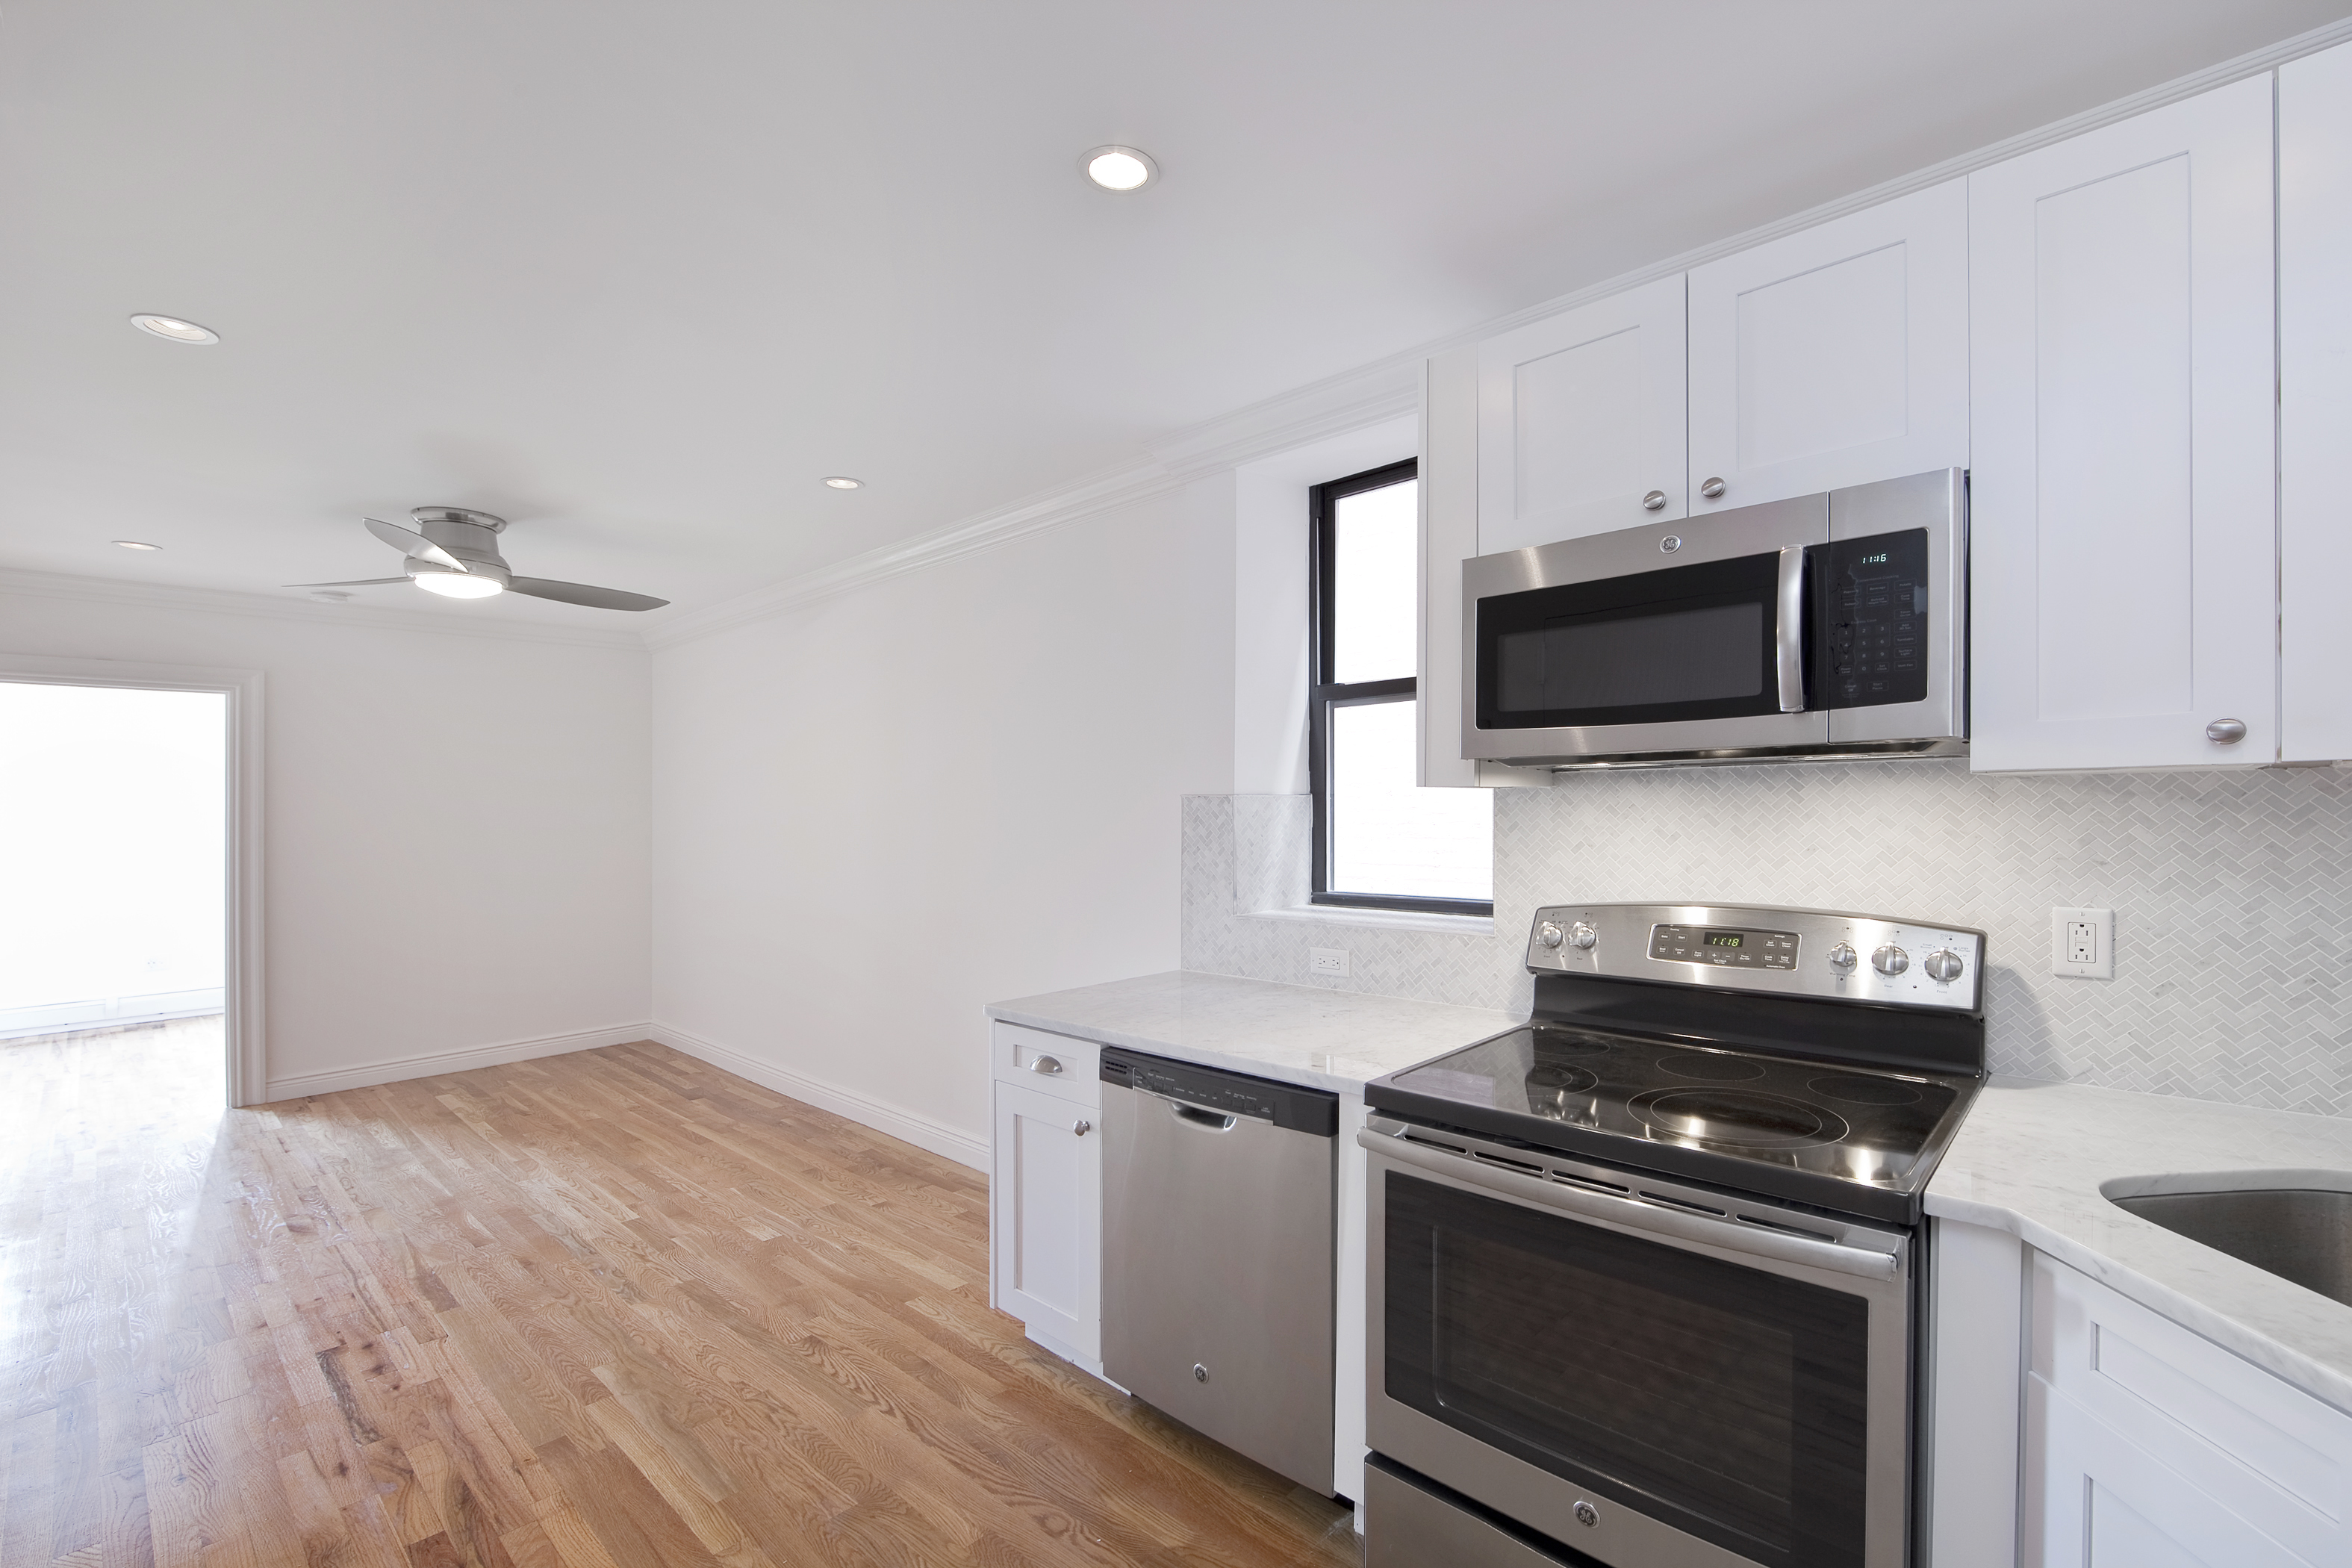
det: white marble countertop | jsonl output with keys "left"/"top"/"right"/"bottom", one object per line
{"left": 1929, "top": 1077, "right": 2352, "bottom": 1415}
{"left": 986, "top": 970, "right": 1520, "bottom": 1094}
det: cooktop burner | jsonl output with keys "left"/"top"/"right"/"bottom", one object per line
{"left": 1375, "top": 1021, "right": 1972, "bottom": 1205}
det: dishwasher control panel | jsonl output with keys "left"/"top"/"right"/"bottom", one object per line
{"left": 1101, "top": 1048, "right": 1338, "bottom": 1136}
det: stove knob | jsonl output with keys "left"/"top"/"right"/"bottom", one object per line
{"left": 1828, "top": 943, "right": 1858, "bottom": 973}
{"left": 1568, "top": 922, "right": 1598, "bottom": 951}
{"left": 1923, "top": 948, "right": 1965, "bottom": 983}
{"left": 1872, "top": 944, "right": 1910, "bottom": 977}
{"left": 1538, "top": 921, "right": 1565, "bottom": 949}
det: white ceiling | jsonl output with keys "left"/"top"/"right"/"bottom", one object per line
{"left": 4, "top": 0, "right": 2344, "bottom": 627}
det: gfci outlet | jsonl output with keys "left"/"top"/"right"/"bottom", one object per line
{"left": 2051, "top": 907, "right": 2115, "bottom": 980}
{"left": 1310, "top": 947, "right": 1350, "bottom": 978}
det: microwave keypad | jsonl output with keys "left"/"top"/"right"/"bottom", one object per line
{"left": 1649, "top": 924, "right": 1799, "bottom": 970}
{"left": 1820, "top": 528, "right": 1931, "bottom": 709}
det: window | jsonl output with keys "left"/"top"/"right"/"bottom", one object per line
{"left": 1310, "top": 461, "right": 1494, "bottom": 915}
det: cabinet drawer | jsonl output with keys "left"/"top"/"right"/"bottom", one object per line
{"left": 2029, "top": 1251, "right": 2351, "bottom": 1561}
{"left": 991, "top": 1022, "right": 1100, "bottom": 1106}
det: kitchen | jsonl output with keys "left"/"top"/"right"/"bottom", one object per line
{"left": 983, "top": 27, "right": 2352, "bottom": 1568}
{"left": 5, "top": 4, "right": 2351, "bottom": 1567}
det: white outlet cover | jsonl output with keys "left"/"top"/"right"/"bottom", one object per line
{"left": 2051, "top": 906, "right": 2115, "bottom": 980}
{"left": 1310, "top": 947, "right": 1350, "bottom": 977}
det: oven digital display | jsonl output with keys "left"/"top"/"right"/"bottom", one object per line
{"left": 1649, "top": 924, "right": 1797, "bottom": 970}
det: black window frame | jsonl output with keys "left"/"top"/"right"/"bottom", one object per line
{"left": 1308, "top": 458, "right": 1494, "bottom": 918}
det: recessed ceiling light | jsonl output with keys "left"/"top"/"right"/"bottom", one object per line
{"left": 822, "top": 476, "right": 864, "bottom": 490}
{"left": 414, "top": 572, "right": 505, "bottom": 600}
{"left": 1082, "top": 146, "right": 1158, "bottom": 191}
{"left": 113, "top": 539, "right": 162, "bottom": 551}
{"left": 129, "top": 314, "right": 220, "bottom": 344}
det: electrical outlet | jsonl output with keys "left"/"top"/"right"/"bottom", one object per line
{"left": 1310, "top": 947, "right": 1350, "bottom": 977}
{"left": 2051, "top": 907, "right": 2115, "bottom": 980}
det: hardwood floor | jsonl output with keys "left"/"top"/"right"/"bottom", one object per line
{"left": 0, "top": 1021, "right": 1362, "bottom": 1567}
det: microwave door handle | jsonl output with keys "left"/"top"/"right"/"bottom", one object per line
{"left": 1776, "top": 545, "right": 1807, "bottom": 713}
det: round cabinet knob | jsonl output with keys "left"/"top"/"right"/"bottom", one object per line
{"left": 1538, "top": 921, "right": 1565, "bottom": 949}
{"left": 1568, "top": 922, "right": 1598, "bottom": 951}
{"left": 1871, "top": 945, "right": 1909, "bottom": 977}
{"left": 1071, "top": 1119, "right": 1092, "bottom": 1137}
{"left": 1923, "top": 949, "right": 1965, "bottom": 983}
{"left": 2206, "top": 718, "right": 2247, "bottom": 744}
{"left": 1699, "top": 476, "right": 1727, "bottom": 500}
{"left": 1828, "top": 943, "right": 1858, "bottom": 973}
{"left": 1642, "top": 489, "right": 1668, "bottom": 511}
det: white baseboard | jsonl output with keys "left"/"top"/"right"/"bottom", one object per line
{"left": 261, "top": 1021, "right": 654, "bottom": 1101}
{"left": 649, "top": 1020, "right": 989, "bottom": 1172}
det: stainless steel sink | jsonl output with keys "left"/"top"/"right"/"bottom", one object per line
{"left": 2109, "top": 1185, "right": 2352, "bottom": 1307}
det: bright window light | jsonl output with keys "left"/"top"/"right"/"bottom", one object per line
{"left": 0, "top": 683, "right": 225, "bottom": 1031}
{"left": 1329, "top": 698, "right": 1494, "bottom": 901}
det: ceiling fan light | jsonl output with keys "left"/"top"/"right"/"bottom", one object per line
{"left": 415, "top": 572, "right": 504, "bottom": 600}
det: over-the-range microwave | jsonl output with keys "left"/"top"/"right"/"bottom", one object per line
{"left": 1461, "top": 467, "right": 1966, "bottom": 768}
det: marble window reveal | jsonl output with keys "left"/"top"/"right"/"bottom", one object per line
{"left": 1180, "top": 762, "right": 2352, "bottom": 1118}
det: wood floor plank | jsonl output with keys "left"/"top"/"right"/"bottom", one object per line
{"left": 4, "top": 1021, "right": 1360, "bottom": 1567}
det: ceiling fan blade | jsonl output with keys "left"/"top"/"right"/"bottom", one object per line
{"left": 363, "top": 515, "right": 465, "bottom": 571}
{"left": 286, "top": 576, "right": 413, "bottom": 588}
{"left": 505, "top": 576, "right": 670, "bottom": 612}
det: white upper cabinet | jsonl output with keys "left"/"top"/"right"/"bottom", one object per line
{"left": 1686, "top": 179, "right": 1969, "bottom": 515}
{"left": 1476, "top": 274, "right": 1687, "bottom": 555}
{"left": 2281, "top": 42, "right": 2352, "bottom": 763}
{"left": 1968, "top": 75, "right": 2277, "bottom": 772}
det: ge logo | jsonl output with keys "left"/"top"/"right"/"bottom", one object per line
{"left": 1573, "top": 1501, "right": 1599, "bottom": 1528}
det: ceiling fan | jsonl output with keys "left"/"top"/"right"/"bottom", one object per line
{"left": 292, "top": 507, "right": 669, "bottom": 611}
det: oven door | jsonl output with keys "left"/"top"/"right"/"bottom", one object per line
{"left": 1461, "top": 494, "right": 1829, "bottom": 763}
{"left": 1363, "top": 1131, "right": 1912, "bottom": 1568}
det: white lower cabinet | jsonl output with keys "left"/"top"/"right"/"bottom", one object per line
{"left": 2023, "top": 1251, "right": 2352, "bottom": 1567}
{"left": 990, "top": 1065, "right": 1101, "bottom": 1369}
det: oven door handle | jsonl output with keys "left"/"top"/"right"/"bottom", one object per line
{"left": 1360, "top": 1130, "right": 1903, "bottom": 1281}
{"left": 1775, "top": 544, "right": 1807, "bottom": 713}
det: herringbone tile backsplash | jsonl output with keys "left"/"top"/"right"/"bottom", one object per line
{"left": 1181, "top": 762, "right": 2352, "bottom": 1117}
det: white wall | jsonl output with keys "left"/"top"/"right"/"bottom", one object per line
{"left": 648, "top": 481, "right": 1233, "bottom": 1166}
{"left": 0, "top": 582, "right": 653, "bottom": 1096}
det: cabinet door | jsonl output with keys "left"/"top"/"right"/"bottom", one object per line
{"left": 2026, "top": 1378, "right": 2310, "bottom": 1568}
{"left": 1969, "top": 76, "right": 2277, "bottom": 772}
{"left": 2025, "top": 1251, "right": 2351, "bottom": 1567}
{"left": 1476, "top": 274, "right": 1687, "bottom": 555}
{"left": 2281, "top": 42, "right": 2352, "bottom": 762}
{"left": 991, "top": 1080, "right": 1101, "bottom": 1362}
{"left": 1686, "top": 178, "right": 1968, "bottom": 514}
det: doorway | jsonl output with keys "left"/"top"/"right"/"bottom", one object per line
{"left": 0, "top": 661, "right": 263, "bottom": 1104}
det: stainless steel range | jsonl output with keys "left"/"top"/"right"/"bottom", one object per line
{"left": 1360, "top": 902, "right": 1987, "bottom": 1568}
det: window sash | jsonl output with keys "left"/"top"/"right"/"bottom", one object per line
{"left": 1308, "top": 461, "right": 1493, "bottom": 918}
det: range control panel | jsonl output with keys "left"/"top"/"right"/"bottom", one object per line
{"left": 1649, "top": 924, "right": 1799, "bottom": 969}
{"left": 1527, "top": 902, "right": 1986, "bottom": 1014}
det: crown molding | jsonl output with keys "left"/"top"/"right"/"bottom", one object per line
{"left": 641, "top": 459, "right": 1189, "bottom": 648}
{"left": 644, "top": 13, "right": 2352, "bottom": 655}
{"left": 0, "top": 567, "right": 647, "bottom": 650}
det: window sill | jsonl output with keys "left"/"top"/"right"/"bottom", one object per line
{"left": 1245, "top": 903, "right": 1498, "bottom": 938}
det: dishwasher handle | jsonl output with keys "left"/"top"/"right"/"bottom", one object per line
{"left": 1166, "top": 1098, "right": 1239, "bottom": 1133}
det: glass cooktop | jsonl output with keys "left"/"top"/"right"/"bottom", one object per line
{"left": 1379, "top": 1022, "right": 1973, "bottom": 1195}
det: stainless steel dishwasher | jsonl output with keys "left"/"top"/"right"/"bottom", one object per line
{"left": 1100, "top": 1047, "right": 1339, "bottom": 1495}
